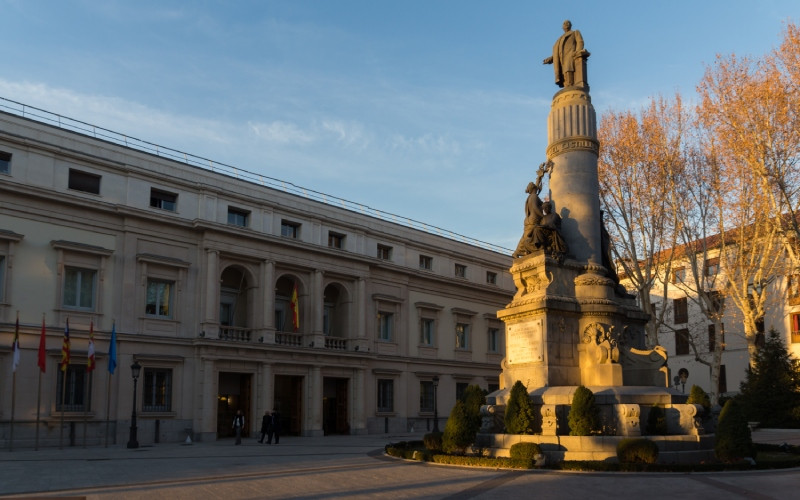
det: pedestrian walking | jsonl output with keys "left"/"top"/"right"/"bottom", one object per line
{"left": 258, "top": 410, "right": 270, "bottom": 443}
{"left": 233, "top": 410, "right": 245, "bottom": 445}
{"left": 267, "top": 409, "right": 281, "bottom": 444}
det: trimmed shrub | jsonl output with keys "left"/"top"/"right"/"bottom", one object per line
{"left": 460, "top": 384, "right": 487, "bottom": 442}
{"left": 442, "top": 401, "right": 473, "bottom": 454}
{"left": 423, "top": 432, "right": 443, "bottom": 452}
{"left": 715, "top": 399, "right": 756, "bottom": 463}
{"left": 646, "top": 406, "right": 668, "bottom": 435}
{"left": 617, "top": 438, "right": 659, "bottom": 464}
{"left": 504, "top": 381, "right": 535, "bottom": 434}
{"left": 509, "top": 442, "right": 542, "bottom": 460}
{"left": 568, "top": 385, "right": 600, "bottom": 436}
{"left": 687, "top": 385, "right": 711, "bottom": 415}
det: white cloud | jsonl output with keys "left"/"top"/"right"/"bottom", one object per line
{"left": 320, "top": 120, "right": 371, "bottom": 149}
{"left": 248, "top": 120, "right": 314, "bottom": 145}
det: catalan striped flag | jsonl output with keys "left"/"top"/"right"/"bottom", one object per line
{"left": 60, "top": 318, "right": 70, "bottom": 372}
{"left": 87, "top": 319, "right": 95, "bottom": 373}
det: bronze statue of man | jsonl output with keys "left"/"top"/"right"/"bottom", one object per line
{"left": 543, "top": 20, "right": 588, "bottom": 88}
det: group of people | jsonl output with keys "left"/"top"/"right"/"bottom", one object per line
{"left": 231, "top": 409, "right": 281, "bottom": 445}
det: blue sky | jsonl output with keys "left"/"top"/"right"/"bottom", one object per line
{"left": 1, "top": 0, "right": 798, "bottom": 251}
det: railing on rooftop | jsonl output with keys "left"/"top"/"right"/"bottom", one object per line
{"left": 0, "top": 96, "right": 513, "bottom": 255}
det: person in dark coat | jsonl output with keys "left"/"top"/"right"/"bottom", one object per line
{"left": 258, "top": 410, "right": 270, "bottom": 443}
{"left": 232, "top": 410, "right": 245, "bottom": 445}
{"left": 267, "top": 409, "right": 281, "bottom": 444}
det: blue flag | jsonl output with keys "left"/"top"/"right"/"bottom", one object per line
{"left": 108, "top": 322, "right": 117, "bottom": 375}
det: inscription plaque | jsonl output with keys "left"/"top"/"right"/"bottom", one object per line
{"left": 506, "top": 319, "right": 544, "bottom": 364}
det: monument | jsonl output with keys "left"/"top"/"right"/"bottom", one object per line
{"left": 480, "top": 21, "right": 711, "bottom": 463}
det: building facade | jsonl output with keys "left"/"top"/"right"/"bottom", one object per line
{"left": 626, "top": 256, "right": 800, "bottom": 399}
{"left": 0, "top": 106, "right": 513, "bottom": 447}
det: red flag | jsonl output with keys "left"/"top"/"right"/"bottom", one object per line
{"left": 290, "top": 282, "right": 300, "bottom": 331}
{"left": 86, "top": 319, "right": 95, "bottom": 373}
{"left": 60, "top": 318, "right": 70, "bottom": 372}
{"left": 37, "top": 315, "right": 47, "bottom": 373}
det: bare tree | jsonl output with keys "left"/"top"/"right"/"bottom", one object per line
{"left": 598, "top": 95, "right": 684, "bottom": 347}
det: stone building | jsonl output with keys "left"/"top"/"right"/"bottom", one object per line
{"left": 0, "top": 103, "right": 513, "bottom": 447}
{"left": 621, "top": 251, "right": 800, "bottom": 398}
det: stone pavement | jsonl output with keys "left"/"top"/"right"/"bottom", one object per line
{"left": 0, "top": 429, "right": 797, "bottom": 499}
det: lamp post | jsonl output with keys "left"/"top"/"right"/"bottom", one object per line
{"left": 127, "top": 360, "right": 141, "bottom": 449}
{"left": 432, "top": 376, "right": 440, "bottom": 432}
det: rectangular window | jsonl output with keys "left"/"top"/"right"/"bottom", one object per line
{"left": 280, "top": 220, "right": 300, "bottom": 238}
{"left": 377, "top": 244, "right": 392, "bottom": 260}
{"left": 420, "top": 318, "right": 434, "bottom": 346}
{"left": 378, "top": 312, "right": 393, "bottom": 341}
{"left": 675, "top": 328, "right": 690, "bottom": 356}
{"left": 455, "top": 264, "right": 467, "bottom": 278}
{"left": 0, "top": 150, "right": 11, "bottom": 174}
{"left": 150, "top": 188, "right": 177, "bottom": 211}
{"left": 57, "top": 365, "right": 89, "bottom": 411}
{"left": 377, "top": 379, "right": 394, "bottom": 412}
{"left": 146, "top": 279, "right": 174, "bottom": 318}
{"left": 227, "top": 207, "right": 249, "bottom": 227}
{"left": 718, "top": 364, "right": 728, "bottom": 394}
{"left": 709, "top": 290, "right": 724, "bottom": 312}
{"left": 143, "top": 368, "right": 172, "bottom": 412}
{"left": 456, "top": 323, "right": 470, "bottom": 350}
{"left": 68, "top": 169, "right": 101, "bottom": 194}
{"left": 673, "top": 297, "right": 688, "bottom": 324}
{"left": 788, "top": 275, "right": 800, "bottom": 303}
{"left": 419, "top": 255, "right": 432, "bottom": 270}
{"left": 704, "top": 257, "right": 720, "bottom": 277}
{"left": 672, "top": 266, "right": 686, "bottom": 283}
{"left": 456, "top": 382, "right": 469, "bottom": 401}
{"left": 488, "top": 327, "right": 500, "bottom": 353}
{"left": 419, "top": 381, "right": 434, "bottom": 413}
{"left": 63, "top": 267, "right": 96, "bottom": 310}
{"left": 792, "top": 314, "right": 800, "bottom": 343}
{"left": 486, "top": 271, "right": 497, "bottom": 285}
{"left": 708, "top": 323, "right": 724, "bottom": 352}
{"left": 328, "top": 232, "right": 345, "bottom": 249}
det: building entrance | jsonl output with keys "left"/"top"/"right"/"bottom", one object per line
{"left": 217, "top": 372, "right": 252, "bottom": 439}
{"left": 323, "top": 377, "right": 349, "bottom": 435}
{"left": 274, "top": 375, "right": 303, "bottom": 436}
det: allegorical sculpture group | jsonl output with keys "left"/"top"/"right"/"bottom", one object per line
{"left": 512, "top": 161, "right": 567, "bottom": 260}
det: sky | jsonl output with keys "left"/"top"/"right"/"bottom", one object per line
{"left": 1, "top": 0, "right": 798, "bottom": 252}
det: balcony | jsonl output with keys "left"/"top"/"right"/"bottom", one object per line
{"left": 275, "top": 331, "right": 304, "bottom": 347}
{"left": 218, "top": 326, "right": 252, "bottom": 342}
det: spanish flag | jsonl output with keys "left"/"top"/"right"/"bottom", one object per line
{"left": 290, "top": 283, "right": 300, "bottom": 331}
{"left": 60, "top": 318, "right": 70, "bottom": 372}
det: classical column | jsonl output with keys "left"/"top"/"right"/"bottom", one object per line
{"left": 203, "top": 250, "right": 220, "bottom": 326}
{"left": 199, "top": 359, "right": 216, "bottom": 442}
{"left": 308, "top": 366, "right": 323, "bottom": 436}
{"left": 260, "top": 260, "right": 275, "bottom": 343}
{"left": 546, "top": 88, "right": 601, "bottom": 267}
{"left": 352, "top": 368, "right": 366, "bottom": 434}
{"left": 259, "top": 363, "right": 273, "bottom": 419}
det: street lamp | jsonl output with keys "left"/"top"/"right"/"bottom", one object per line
{"left": 432, "top": 376, "right": 440, "bottom": 432}
{"left": 127, "top": 360, "right": 142, "bottom": 449}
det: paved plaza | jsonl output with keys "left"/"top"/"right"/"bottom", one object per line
{"left": 0, "top": 430, "right": 798, "bottom": 499}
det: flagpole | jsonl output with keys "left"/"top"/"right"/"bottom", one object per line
{"left": 83, "top": 371, "right": 90, "bottom": 447}
{"left": 9, "top": 311, "right": 19, "bottom": 451}
{"left": 59, "top": 316, "right": 69, "bottom": 450}
{"left": 105, "top": 371, "right": 112, "bottom": 447}
{"left": 9, "top": 371, "right": 16, "bottom": 451}
{"left": 35, "top": 313, "right": 46, "bottom": 451}
{"left": 105, "top": 319, "right": 117, "bottom": 447}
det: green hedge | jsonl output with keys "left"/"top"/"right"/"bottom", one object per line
{"left": 423, "top": 432, "right": 443, "bottom": 452}
{"left": 617, "top": 438, "right": 659, "bottom": 464}
{"left": 509, "top": 442, "right": 542, "bottom": 460}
